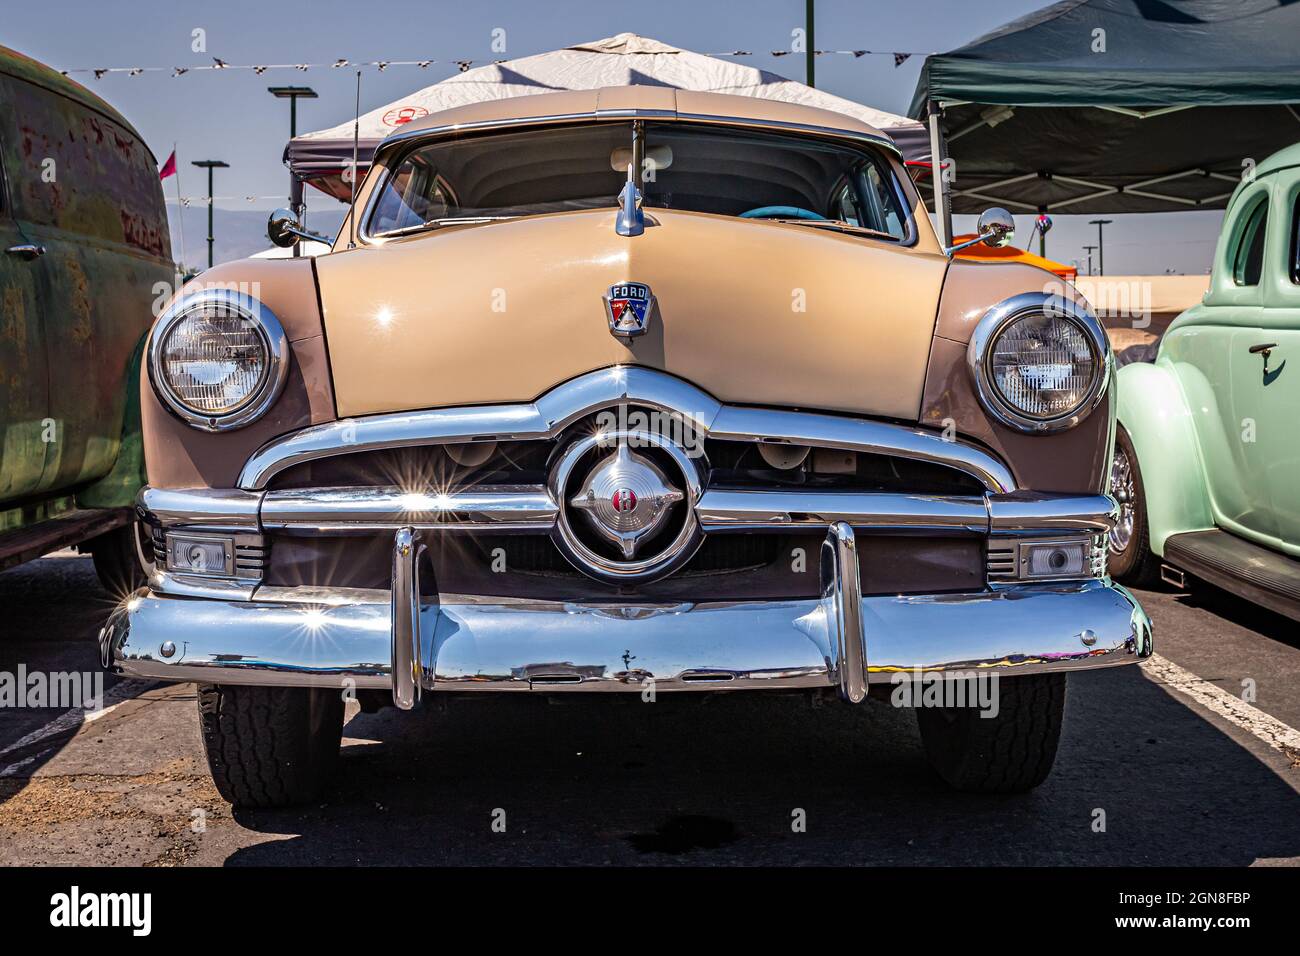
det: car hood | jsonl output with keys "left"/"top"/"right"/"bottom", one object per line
{"left": 314, "top": 208, "right": 949, "bottom": 420}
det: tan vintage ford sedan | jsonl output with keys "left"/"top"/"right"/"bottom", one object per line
{"left": 101, "top": 88, "right": 1151, "bottom": 807}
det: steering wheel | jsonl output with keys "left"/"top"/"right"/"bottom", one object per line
{"left": 740, "top": 205, "right": 826, "bottom": 221}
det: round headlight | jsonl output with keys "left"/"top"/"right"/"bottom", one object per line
{"left": 150, "top": 291, "right": 289, "bottom": 431}
{"left": 968, "top": 293, "right": 1108, "bottom": 433}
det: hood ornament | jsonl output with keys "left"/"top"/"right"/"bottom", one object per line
{"left": 603, "top": 281, "right": 655, "bottom": 339}
{"left": 615, "top": 162, "right": 644, "bottom": 237}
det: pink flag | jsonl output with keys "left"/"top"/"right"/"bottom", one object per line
{"left": 158, "top": 150, "right": 176, "bottom": 181}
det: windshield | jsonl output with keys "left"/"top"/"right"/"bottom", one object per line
{"left": 367, "top": 121, "right": 911, "bottom": 240}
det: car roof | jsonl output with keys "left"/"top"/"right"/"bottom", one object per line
{"left": 1255, "top": 142, "right": 1300, "bottom": 178}
{"left": 0, "top": 44, "right": 155, "bottom": 161}
{"left": 377, "top": 86, "right": 899, "bottom": 155}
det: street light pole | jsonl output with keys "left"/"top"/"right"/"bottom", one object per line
{"left": 191, "top": 160, "right": 229, "bottom": 269}
{"left": 805, "top": 0, "right": 815, "bottom": 88}
{"left": 1089, "top": 218, "right": 1114, "bottom": 276}
{"left": 269, "top": 86, "right": 318, "bottom": 258}
{"left": 1083, "top": 245, "right": 1097, "bottom": 277}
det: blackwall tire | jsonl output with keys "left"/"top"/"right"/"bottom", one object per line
{"left": 916, "top": 674, "right": 1066, "bottom": 794}
{"left": 198, "top": 684, "right": 344, "bottom": 809}
{"left": 87, "top": 519, "right": 150, "bottom": 595}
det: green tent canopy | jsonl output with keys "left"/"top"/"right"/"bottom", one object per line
{"left": 909, "top": 0, "right": 1300, "bottom": 223}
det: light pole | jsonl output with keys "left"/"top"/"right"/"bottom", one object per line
{"left": 805, "top": 0, "right": 815, "bottom": 88}
{"left": 191, "top": 160, "right": 229, "bottom": 269}
{"left": 1083, "top": 244, "right": 1097, "bottom": 277}
{"left": 269, "top": 86, "right": 318, "bottom": 254}
{"left": 1089, "top": 218, "right": 1113, "bottom": 275}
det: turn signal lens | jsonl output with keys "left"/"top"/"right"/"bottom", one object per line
{"left": 1023, "top": 541, "right": 1086, "bottom": 578}
{"left": 165, "top": 535, "right": 232, "bottom": 576}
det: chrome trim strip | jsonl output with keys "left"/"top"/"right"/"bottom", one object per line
{"left": 698, "top": 490, "right": 988, "bottom": 532}
{"left": 967, "top": 293, "right": 1112, "bottom": 435}
{"left": 238, "top": 366, "right": 1013, "bottom": 493}
{"left": 988, "top": 493, "right": 1117, "bottom": 533}
{"left": 138, "top": 486, "right": 261, "bottom": 532}
{"left": 147, "top": 287, "right": 291, "bottom": 433}
{"left": 144, "top": 568, "right": 259, "bottom": 602}
{"left": 709, "top": 405, "right": 1016, "bottom": 494}
{"left": 391, "top": 528, "right": 426, "bottom": 710}
{"left": 822, "top": 522, "right": 867, "bottom": 703}
{"left": 102, "top": 579, "right": 1153, "bottom": 691}
{"left": 260, "top": 485, "right": 557, "bottom": 533}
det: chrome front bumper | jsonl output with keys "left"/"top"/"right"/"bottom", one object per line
{"left": 101, "top": 522, "right": 1153, "bottom": 704}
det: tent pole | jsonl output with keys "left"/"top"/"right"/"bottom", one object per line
{"left": 927, "top": 100, "right": 951, "bottom": 246}
{"left": 805, "top": 0, "right": 815, "bottom": 88}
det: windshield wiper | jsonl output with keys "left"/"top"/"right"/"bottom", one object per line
{"left": 767, "top": 218, "right": 896, "bottom": 241}
{"left": 375, "top": 216, "right": 518, "bottom": 238}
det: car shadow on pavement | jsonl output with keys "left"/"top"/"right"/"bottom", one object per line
{"left": 0, "top": 555, "right": 130, "bottom": 797}
{"left": 1170, "top": 584, "right": 1300, "bottom": 652}
{"left": 223, "top": 666, "right": 1300, "bottom": 866}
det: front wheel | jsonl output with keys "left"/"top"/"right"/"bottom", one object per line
{"left": 916, "top": 674, "right": 1066, "bottom": 793}
{"left": 86, "top": 519, "right": 152, "bottom": 595}
{"left": 1107, "top": 425, "right": 1161, "bottom": 586}
{"left": 198, "top": 685, "right": 344, "bottom": 809}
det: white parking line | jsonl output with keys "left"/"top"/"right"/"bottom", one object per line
{"left": 0, "top": 678, "right": 157, "bottom": 773}
{"left": 1144, "top": 653, "right": 1300, "bottom": 755}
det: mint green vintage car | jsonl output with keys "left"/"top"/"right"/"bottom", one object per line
{"left": 1110, "top": 143, "right": 1300, "bottom": 620}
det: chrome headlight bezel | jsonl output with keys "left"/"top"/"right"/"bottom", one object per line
{"left": 967, "top": 292, "right": 1110, "bottom": 434}
{"left": 148, "top": 288, "right": 290, "bottom": 432}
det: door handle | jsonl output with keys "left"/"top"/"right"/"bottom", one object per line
{"left": 1249, "top": 342, "right": 1281, "bottom": 379}
{"left": 5, "top": 243, "right": 45, "bottom": 260}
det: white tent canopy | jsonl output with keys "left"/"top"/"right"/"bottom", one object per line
{"left": 289, "top": 33, "right": 928, "bottom": 200}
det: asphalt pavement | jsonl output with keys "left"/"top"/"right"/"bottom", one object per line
{"left": 1, "top": 553, "right": 1298, "bottom": 866}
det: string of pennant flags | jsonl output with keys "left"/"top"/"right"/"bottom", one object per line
{"left": 165, "top": 195, "right": 287, "bottom": 206}
{"left": 60, "top": 48, "right": 924, "bottom": 80}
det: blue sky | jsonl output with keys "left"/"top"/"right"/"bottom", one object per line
{"left": 4, "top": 0, "right": 1224, "bottom": 271}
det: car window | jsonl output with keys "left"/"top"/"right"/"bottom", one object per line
{"left": 1291, "top": 192, "right": 1299, "bottom": 284}
{"left": 369, "top": 121, "right": 910, "bottom": 241}
{"left": 1232, "top": 195, "right": 1268, "bottom": 286}
{"left": 832, "top": 181, "right": 862, "bottom": 227}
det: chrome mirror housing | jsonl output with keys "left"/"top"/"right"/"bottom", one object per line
{"left": 267, "top": 208, "right": 329, "bottom": 248}
{"left": 944, "top": 207, "right": 1016, "bottom": 257}
{"left": 977, "top": 207, "right": 1016, "bottom": 248}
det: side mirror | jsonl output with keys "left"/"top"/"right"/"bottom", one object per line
{"left": 268, "top": 208, "right": 302, "bottom": 247}
{"left": 977, "top": 207, "right": 1015, "bottom": 248}
{"left": 944, "top": 207, "right": 1016, "bottom": 257}
{"left": 267, "top": 208, "right": 329, "bottom": 248}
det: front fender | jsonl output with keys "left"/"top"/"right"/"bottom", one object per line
{"left": 1116, "top": 361, "right": 1214, "bottom": 555}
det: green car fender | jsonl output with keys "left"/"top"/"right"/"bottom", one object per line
{"left": 76, "top": 331, "right": 149, "bottom": 510}
{"left": 1115, "top": 360, "right": 1215, "bottom": 556}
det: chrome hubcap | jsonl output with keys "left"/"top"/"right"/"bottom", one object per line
{"left": 1109, "top": 444, "right": 1135, "bottom": 554}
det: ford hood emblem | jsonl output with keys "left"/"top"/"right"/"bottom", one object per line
{"left": 603, "top": 282, "right": 654, "bottom": 339}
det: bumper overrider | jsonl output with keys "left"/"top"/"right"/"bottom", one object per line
{"left": 101, "top": 368, "right": 1152, "bottom": 707}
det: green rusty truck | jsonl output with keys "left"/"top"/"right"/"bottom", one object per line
{"left": 0, "top": 45, "right": 173, "bottom": 591}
